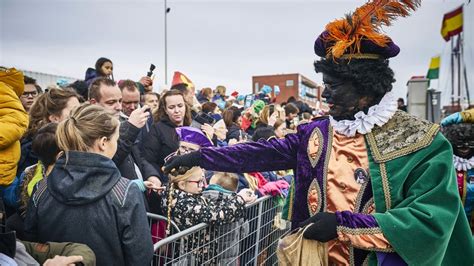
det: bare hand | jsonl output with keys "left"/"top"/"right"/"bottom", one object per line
{"left": 139, "top": 76, "right": 153, "bottom": 86}
{"left": 44, "top": 255, "right": 83, "bottom": 266}
{"left": 128, "top": 105, "right": 150, "bottom": 129}
{"left": 139, "top": 76, "right": 154, "bottom": 92}
{"left": 145, "top": 176, "right": 164, "bottom": 192}
{"left": 268, "top": 112, "right": 278, "bottom": 127}
{"left": 238, "top": 188, "right": 257, "bottom": 203}
{"left": 201, "top": 123, "right": 215, "bottom": 139}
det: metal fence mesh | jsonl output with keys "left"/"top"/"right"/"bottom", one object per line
{"left": 148, "top": 195, "right": 290, "bottom": 266}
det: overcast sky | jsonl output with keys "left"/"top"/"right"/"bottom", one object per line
{"left": 1, "top": 0, "right": 472, "bottom": 104}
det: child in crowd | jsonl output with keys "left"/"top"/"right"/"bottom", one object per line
{"left": 5, "top": 123, "right": 60, "bottom": 240}
{"left": 84, "top": 57, "right": 114, "bottom": 86}
{"left": 162, "top": 167, "right": 254, "bottom": 264}
{"left": 202, "top": 172, "right": 253, "bottom": 266}
{"left": 163, "top": 167, "right": 255, "bottom": 231}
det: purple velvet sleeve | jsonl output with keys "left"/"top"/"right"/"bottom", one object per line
{"left": 200, "top": 133, "right": 300, "bottom": 173}
{"left": 336, "top": 211, "right": 379, "bottom": 229}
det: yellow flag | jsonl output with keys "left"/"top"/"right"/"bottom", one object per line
{"left": 427, "top": 56, "right": 440, "bottom": 80}
{"left": 441, "top": 5, "right": 463, "bottom": 41}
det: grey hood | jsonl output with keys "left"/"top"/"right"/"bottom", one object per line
{"left": 47, "top": 151, "right": 121, "bottom": 205}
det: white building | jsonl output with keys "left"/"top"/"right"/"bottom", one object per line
{"left": 21, "top": 70, "right": 78, "bottom": 90}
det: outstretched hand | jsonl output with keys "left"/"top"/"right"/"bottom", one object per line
{"left": 163, "top": 151, "right": 201, "bottom": 175}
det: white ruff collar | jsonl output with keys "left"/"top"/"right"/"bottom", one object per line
{"left": 329, "top": 91, "right": 398, "bottom": 137}
{"left": 453, "top": 155, "right": 474, "bottom": 171}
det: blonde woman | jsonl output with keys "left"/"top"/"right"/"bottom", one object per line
{"left": 25, "top": 104, "right": 153, "bottom": 266}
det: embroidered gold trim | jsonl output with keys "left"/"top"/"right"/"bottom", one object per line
{"left": 340, "top": 226, "right": 395, "bottom": 253}
{"left": 362, "top": 255, "right": 370, "bottom": 266}
{"left": 337, "top": 226, "right": 383, "bottom": 235}
{"left": 307, "top": 179, "right": 322, "bottom": 216}
{"left": 349, "top": 246, "right": 355, "bottom": 266}
{"left": 462, "top": 172, "right": 468, "bottom": 205}
{"left": 357, "top": 246, "right": 395, "bottom": 253}
{"left": 307, "top": 127, "right": 324, "bottom": 168}
{"left": 337, "top": 226, "right": 395, "bottom": 255}
{"left": 322, "top": 125, "right": 333, "bottom": 212}
{"left": 380, "top": 163, "right": 391, "bottom": 210}
{"left": 366, "top": 111, "right": 440, "bottom": 163}
{"left": 287, "top": 178, "right": 295, "bottom": 220}
{"left": 337, "top": 53, "right": 381, "bottom": 60}
{"left": 362, "top": 198, "right": 375, "bottom": 214}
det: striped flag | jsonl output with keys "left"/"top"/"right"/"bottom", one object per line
{"left": 441, "top": 5, "right": 463, "bottom": 41}
{"left": 427, "top": 56, "right": 440, "bottom": 80}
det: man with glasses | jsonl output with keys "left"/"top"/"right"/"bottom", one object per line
{"left": 20, "top": 76, "right": 41, "bottom": 113}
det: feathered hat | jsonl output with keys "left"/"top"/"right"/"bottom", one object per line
{"left": 314, "top": 0, "right": 421, "bottom": 60}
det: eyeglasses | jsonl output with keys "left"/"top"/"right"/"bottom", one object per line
{"left": 187, "top": 179, "right": 205, "bottom": 188}
{"left": 21, "top": 91, "right": 38, "bottom": 98}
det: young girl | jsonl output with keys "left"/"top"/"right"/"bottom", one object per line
{"left": 84, "top": 57, "right": 114, "bottom": 86}
{"left": 163, "top": 166, "right": 254, "bottom": 231}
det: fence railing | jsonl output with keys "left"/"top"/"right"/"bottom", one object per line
{"left": 147, "top": 195, "right": 290, "bottom": 265}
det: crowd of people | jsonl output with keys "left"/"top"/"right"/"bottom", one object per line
{"left": 1, "top": 0, "right": 474, "bottom": 265}
{"left": 0, "top": 55, "right": 317, "bottom": 264}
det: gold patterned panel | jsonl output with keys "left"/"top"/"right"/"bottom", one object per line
{"left": 379, "top": 163, "right": 391, "bottom": 210}
{"left": 307, "top": 179, "right": 322, "bottom": 216}
{"left": 362, "top": 198, "right": 375, "bottom": 214}
{"left": 366, "top": 111, "right": 440, "bottom": 163}
{"left": 337, "top": 226, "right": 383, "bottom": 235}
{"left": 307, "top": 127, "right": 324, "bottom": 168}
{"left": 322, "top": 126, "right": 333, "bottom": 212}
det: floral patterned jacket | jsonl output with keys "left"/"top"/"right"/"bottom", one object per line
{"left": 163, "top": 188, "right": 245, "bottom": 230}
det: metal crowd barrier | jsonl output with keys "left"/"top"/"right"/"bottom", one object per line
{"left": 148, "top": 195, "right": 290, "bottom": 266}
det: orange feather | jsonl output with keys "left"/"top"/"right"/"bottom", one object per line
{"left": 324, "top": 0, "right": 421, "bottom": 59}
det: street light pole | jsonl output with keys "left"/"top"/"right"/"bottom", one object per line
{"left": 164, "top": 0, "right": 168, "bottom": 85}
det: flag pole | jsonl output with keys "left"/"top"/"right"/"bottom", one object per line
{"left": 450, "top": 38, "right": 455, "bottom": 109}
{"left": 164, "top": 0, "right": 168, "bottom": 85}
{"left": 457, "top": 35, "right": 461, "bottom": 109}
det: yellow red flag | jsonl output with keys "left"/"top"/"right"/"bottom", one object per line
{"left": 441, "top": 5, "right": 463, "bottom": 41}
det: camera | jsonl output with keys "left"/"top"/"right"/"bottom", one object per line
{"left": 194, "top": 112, "right": 215, "bottom": 125}
{"left": 147, "top": 64, "right": 156, "bottom": 77}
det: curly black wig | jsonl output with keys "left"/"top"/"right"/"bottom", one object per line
{"left": 314, "top": 58, "right": 396, "bottom": 101}
{"left": 441, "top": 123, "right": 474, "bottom": 143}
{"left": 441, "top": 123, "right": 474, "bottom": 158}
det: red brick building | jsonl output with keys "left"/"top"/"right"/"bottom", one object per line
{"left": 252, "top": 73, "right": 323, "bottom": 109}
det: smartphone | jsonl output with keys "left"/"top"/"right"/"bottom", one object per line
{"left": 244, "top": 95, "right": 255, "bottom": 109}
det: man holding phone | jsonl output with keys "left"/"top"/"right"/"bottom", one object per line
{"left": 89, "top": 78, "right": 162, "bottom": 191}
